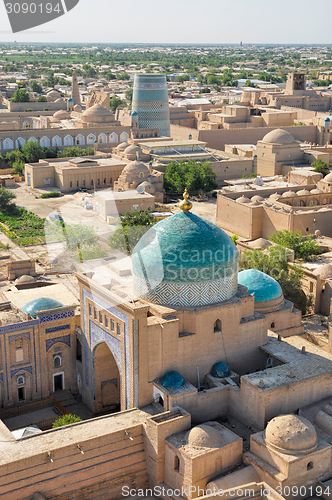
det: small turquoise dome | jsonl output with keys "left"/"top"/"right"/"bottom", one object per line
{"left": 131, "top": 110, "right": 138, "bottom": 116}
{"left": 325, "top": 117, "right": 331, "bottom": 122}
{"left": 132, "top": 211, "right": 239, "bottom": 307}
{"left": 22, "top": 297, "right": 64, "bottom": 318}
{"left": 67, "top": 98, "right": 73, "bottom": 103}
{"left": 160, "top": 371, "right": 185, "bottom": 389}
{"left": 238, "top": 269, "right": 282, "bottom": 302}
{"left": 211, "top": 362, "right": 230, "bottom": 378}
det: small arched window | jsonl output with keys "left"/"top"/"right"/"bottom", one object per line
{"left": 54, "top": 356, "right": 62, "bottom": 368}
{"left": 214, "top": 319, "right": 222, "bottom": 333}
{"left": 174, "top": 455, "right": 180, "bottom": 472}
{"left": 307, "top": 461, "right": 313, "bottom": 470}
{"left": 17, "top": 375, "right": 25, "bottom": 386}
{"left": 271, "top": 322, "right": 275, "bottom": 329}
{"left": 139, "top": 172, "right": 144, "bottom": 178}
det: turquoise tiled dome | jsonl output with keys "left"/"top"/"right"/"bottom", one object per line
{"left": 22, "top": 297, "right": 64, "bottom": 318}
{"left": 238, "top": 269, "right": 282, "bottom": 302}
{"left": 160, "top": 371, "right": 185, "bottom": 389}
{"left": 132, "top": 211, "right": 238, "bottom": 308}
{"left": 211, "top": 362, "right": 231, "bottom": 378}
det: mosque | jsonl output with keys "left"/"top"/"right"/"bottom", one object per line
{"left": 3, "top": 194, "right": 332, "bottom": 498}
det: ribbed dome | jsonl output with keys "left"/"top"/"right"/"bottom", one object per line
{"left": 187, "top": 424, "right": 223, "bottom": 448}
{"left": 238, "top": 269, "right": 282, "bottom": 302}
{"left": 211, "top": 362, "right": 230, "bottom": 378}
{"left": 132, "top": 211, "right": 239, "bottom": 308}
{"left": 82, "top": 104, "right": 114, "bottom": 123}
{"left": 265, "top": 415, "right": 318, "bottom": 455}
{"left": 22, "top": 297, "right": 64, "bottom": 318}
{"left": 262, "top": 129, "right": 295, "bottom": 145}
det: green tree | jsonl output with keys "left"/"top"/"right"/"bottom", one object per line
{"left": 109, "top": 209, "right": 155, "bottom": 254}
{"left": 11, "top": 88, "right": 30, "bottom": 102}
{"left": 0, "top": 186, "right": 16, "bottom": 212}
{"left": 63, "top": 223, "right": 98, "bottom": 251}
{"left": 175, "top": 74, "right": 190, "bottom": 83}
{"left": 118, "top": 72, "right": 130, "bottom": 80}
{"left": 164, "top": 160, "right": 217, "bottom": 195}
{"left": 239, "top": 246, "right": 311, "bottom": 313}
{"left": 269, "top": 229, "right": 321, "bottom": 260}
{"left": 12, "top": 160, "right": 25, "bottom": 176}
{"left": 36, "top": 95, "right": 47, "bottom": 102}
{"left": 125, "top": 88, "right": 133, "bottom": 102}
{"left": 30, "top": 80, "right": 42, "bottom": 93}
{"left": 21, "top": 141, "right": 46, "bottom": 163}
{"left": 52, "top": 414, "right": 82, "bottom": 428}
{"left": 312, "top": 158, "right": 330, "bottom": 177}
{"left": 5, "top": 150, "right": 25, "bottom": 167}
{"left": 110, "top": 97, "right": 127, "bottom": 112}
{"left": 57, "top": 146, "right": 94, "bottom": 158}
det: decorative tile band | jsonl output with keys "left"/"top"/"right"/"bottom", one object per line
{"left": 46, "top": 334, "right": 71, "bottom": 353}
{"left": 39, "top": 310, "right": 75, "bottom": 323}
{"left": 0, "top": 320, "right": 39, "bottom": 334}
{"left": 133, "top": 274, "right": 238, "bottom": 308}
{"left": 45, "top": 324, "right": 70, "bottom": 334}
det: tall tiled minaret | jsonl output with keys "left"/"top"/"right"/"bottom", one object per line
{"left": 71, "top": 72, "right": 81, "bottom": 106}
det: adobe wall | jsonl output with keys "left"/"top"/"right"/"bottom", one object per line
{"left": 169, "top": 125, "right": 317, "bottom": 151}
{"left": 0, "top": 409, "right": 149, "bottom": 500}
{"left": 216, "top": 197, "right": 263, "bottom": 240}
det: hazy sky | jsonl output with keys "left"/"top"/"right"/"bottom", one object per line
{"left": 1, "top": 0, "right": 332, "bottom": 44}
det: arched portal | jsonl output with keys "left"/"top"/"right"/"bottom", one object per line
{"left": 94, "top": 342, "right": 120, "bottom": 413}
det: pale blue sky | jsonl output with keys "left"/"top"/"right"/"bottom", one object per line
{"left": 0, "top": 0, "right": 331, "bottom": 44}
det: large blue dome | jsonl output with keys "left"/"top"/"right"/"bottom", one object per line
{"left": 238, "top": 269, "right": 282, "bottom": 302}
{"left": 22, "top": 297, "right": 64, "bottom": 318}
{"left": 132, "top": 211, "right": 238, "bottom": 308}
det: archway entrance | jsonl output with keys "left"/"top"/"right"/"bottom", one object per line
{"left": 94, "top": 343, "right": 120, "bottom": 414}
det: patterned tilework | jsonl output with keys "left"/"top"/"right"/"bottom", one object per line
{"left": 84, "top": 336, "right": 89, "bottom": 387}
{"left": 101, "top": 378, "right": 117, "bottom": 389}
{"left": 134, "top": 274, "right": 238, "bottom": 308}
{"left": 11, "top": 365, "right": 32, "bottom": 378}
{"left": 46, "top": 334, "right": 71, "bottom": 353}
{"left": 45, "top": 324, "right": 70, "bottom": 334}
{"left": 82, "top": 288, "right": 130, "bottom": 408}
{"left": 39, "top": 310, "right": 75, "bottom": 323}
{"left": 0, "top": 319, "right": 38, "bottom": 334}
{"left": 90, "top": 321, "right": 121, "bottom": 371}
{"left": 8, "top": 332, "right": 30, "bottom": 344}
{"left": 133, "top": 320, "right": 139, "bottom": 407}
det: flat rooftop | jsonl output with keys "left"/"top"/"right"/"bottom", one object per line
{"left": 140, "top": 139, "right": 207, "bottom": 148}
{"left": 97, "top": 189, "right": 154, "bottom": 201}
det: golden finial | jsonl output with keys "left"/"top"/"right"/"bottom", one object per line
{"left": 179, "top": 188, "right": 192, "bottom": 212}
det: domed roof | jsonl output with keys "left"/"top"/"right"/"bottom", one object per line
{"left": 297, "top": 189, "right": 310, "bottom": 196}
{"left": 269, "top": 193, "right": 281, "bottom": 201}
{"left": 211, "top": 362, "right": 230, "bottom": 378}
{"left": 123, "top": 160, "right": 150, "bottom": 176}
{"left": 187, "top": 423, "right": 223, "bottom": 448}
{"left": 124, "top": 144, "right": 141, "bottom": 155}
{"left": 324, "top": 173, "right": 332, "bottom": 182}
{"left": 251, "top": 195, "right": 264, "bottom": 202}
{"left": 53, "top": 110, "right": 70, "bottom": 120}
{"left": 262, "top": 129, "right": 296, "bottom": 145}
{"left": 15, "top": 275, "right": 35, "bottom": 284}
{"left": 138, "top": 181, "right": 155, "bottom": 193}
{"left": 67, "top": 97, "right": 73, "bottom": 102}
{"left": 116, "top": 142, "right": 128, "bottom": 151}
{"left": 238, "top": 269, "right": 283, "bottom": 302}
{"left": 160, "top": 371, "right": 185, "bottom": 388}
{"left": 265, "top": 414, "right": 318, "bottom": 455}
{"left": 22, "top": 297, "right": 64, "bottom": 318}
{"left": 236, "top": 196, "right": 250, "bottom": 204}
{"left": 310, "top": 188, "right": 323, "bottom": 194}
{"left": 55, "top": 98, "right": 64, "bottom": 103}
{"left": 81, "top": 104, "right": 114, "bottom": 123}
{"left": 132, "top": 210, "right": 239, "bottom": 308}
{"left": 73, "top": 104, "right": 82, "bottom": 112}
{"left": 47, "top": 89, "right": 60, "bottom": 96}
{"left": 313, "top": 263, "right": 332, "bottom": 279}
{"left": 325, "top": 117, "right": 331, "bottom": 122}
{"left": 247, "top": 238, "right": 272, "bottom": 250}
{"left": 282, "top": 191, "right": 297, "bottom": 198}
{"left": 131, "top": 110, "right": 138, "bottom": 116}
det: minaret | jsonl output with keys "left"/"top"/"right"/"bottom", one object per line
{"left": 71, "top": 72, "right": 81, "bottom": 106}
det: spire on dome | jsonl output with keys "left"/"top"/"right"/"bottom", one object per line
{"left": 179, "top": 188, "right": 192, "bottom": 212}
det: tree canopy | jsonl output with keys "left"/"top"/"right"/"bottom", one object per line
{"left": 0, "top": 186, "right": 16, "bottom": 212}
{"left": 11, "top": 88, "right": 30, "bottom": 102}
{"left": 269, "top": 230, "right": 322, "bottom": 260}
{"left": 109, "top": 209, "right": 155, "bottom": 255}
{"left": 30, "top": 80, "right": 42, "bottom": 93}
{"left": 164, "top": 160, "right": 217, "bottom": 195}
{"left": 311, "top": 158, "right": 331, "bottom": 177}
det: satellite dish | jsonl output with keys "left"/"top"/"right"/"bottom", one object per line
{"left": 137, "top": 185, "right": 145, "bottom": 194}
